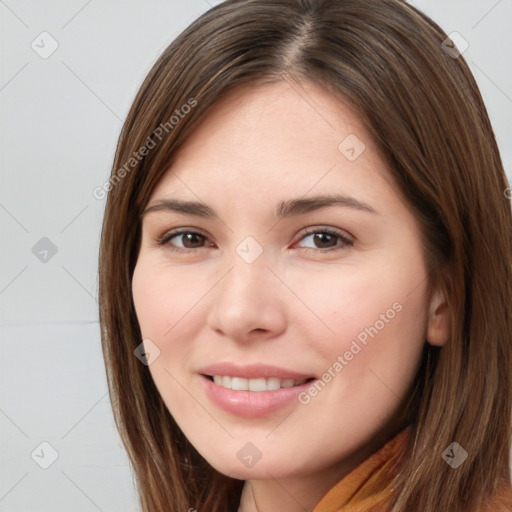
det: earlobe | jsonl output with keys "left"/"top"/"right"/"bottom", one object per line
{"left": 426, "top": 284, "right": 451, "bottom": 346}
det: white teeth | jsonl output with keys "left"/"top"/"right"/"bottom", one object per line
{"left": 248, "top": 378, "right": 266, "bottom": 391}
{"left": 231, "top": 377, "right": 248, "bottom": 391}
{"left": 266, "top": 377, "right": 281, "bottom": 390}
{"left": 211, "top": 376, "right": 308, "bottom": 391}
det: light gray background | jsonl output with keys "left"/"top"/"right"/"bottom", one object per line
{"left": 0, "top": 1, "right": 511, "bottom": 511}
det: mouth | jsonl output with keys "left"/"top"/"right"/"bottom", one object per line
{"left": 198, "top": 364, "right": 318, "bottom": 418}
{"left": 197, "top": 362, "right": 317, "bottom": 417}
{"left": 204, "top": 375, "right": 315, "bottom": 391}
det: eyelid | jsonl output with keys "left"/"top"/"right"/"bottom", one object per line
{"left": 156, "top": 227, "right": 212, "bottom": 248}
{"left": 299, "top": 226, "right": 353, "bottom": 242}
{"left": 156, "top": 225, "right": 354, "bottom": 254}
{"left": 296, "top": 227, "right": 354, "bottom": 251}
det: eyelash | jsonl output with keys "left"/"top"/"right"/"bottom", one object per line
{"left": 156, "top": 227, "right": 354, "bottom": 254}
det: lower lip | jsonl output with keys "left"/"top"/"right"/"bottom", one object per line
{"left": 200, "top": 375, "right": 314, "bottom": 418}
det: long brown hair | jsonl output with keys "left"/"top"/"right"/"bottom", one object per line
{"left": 98, "top": 0, "right": 512, "bottom": 510}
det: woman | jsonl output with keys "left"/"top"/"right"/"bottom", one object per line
{"left": 98, "top": 0, "right": 512, "bottom": 510}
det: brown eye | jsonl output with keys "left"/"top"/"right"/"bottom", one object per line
{"left": 297, "top": 227, "right": 353, "bottom": 252}
{"left": 178, "top": 232, "right": 207, "bottom": 249}
{"left": 158, "top": 230, "right": 212, "bottom": 252}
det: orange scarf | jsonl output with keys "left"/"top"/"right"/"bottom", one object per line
{"left": 312, "top": 427, "right": 512, "bottom": 512}
{"left": 312, "top": 427, "right": 409, "bottom": 512}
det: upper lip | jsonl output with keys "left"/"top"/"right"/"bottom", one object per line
{"left": 198, "top": 362, "right": 314, "bottom": 380}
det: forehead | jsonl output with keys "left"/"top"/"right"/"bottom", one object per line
{"left": 172, "top": 79, "right": 372, "bottom": 159}
{"left": 148, "top": 80, "right": 400, "bottom": 215}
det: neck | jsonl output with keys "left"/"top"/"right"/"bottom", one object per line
{"left": 237, "top": 422, "right": 408, "bottom": 512}
{"left": 237, "top": 448, "right": 372, "bottom": 512}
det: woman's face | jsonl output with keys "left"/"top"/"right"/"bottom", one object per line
{"left": 131, "top": 80, "right": 446, "bottom": 483}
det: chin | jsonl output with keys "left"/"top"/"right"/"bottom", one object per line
{"left": 196, "top": 446, "right": 288, "bottom": 480}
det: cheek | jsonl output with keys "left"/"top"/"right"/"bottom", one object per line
{"left": 286, "top": 265, "right": 428, "bottom": 445}
{"left": 131, "top": 260, "right": 207, "bottom": 342}
{"left": 131, "top": 261, "right": 199, "bottom": 416}
{"left": 290, "top": 257, "right": 429, "bottom": 380}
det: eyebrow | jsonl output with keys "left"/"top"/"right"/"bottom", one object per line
{"left": 142, "top": 194, "right": 379, "bottom": 219}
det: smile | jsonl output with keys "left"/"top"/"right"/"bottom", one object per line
{"left": 209, "top": 375, "right": 311, "bottom": 391}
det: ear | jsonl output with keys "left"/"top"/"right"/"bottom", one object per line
{"left": 426, "top": 278, "right": 451, "bottom": 347}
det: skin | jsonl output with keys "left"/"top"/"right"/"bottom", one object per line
{"left": 131, "top": 79, "right": 450, "bottom": 512}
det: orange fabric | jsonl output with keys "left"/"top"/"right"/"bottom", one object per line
{"left": 312, "top": 426, "right": 512, "bottom": 512}
{"left": 312, "top": 427, "right": 409, "bottom": 512}
{"left": 480, "top": 479, "right": 512, "bottom": 512}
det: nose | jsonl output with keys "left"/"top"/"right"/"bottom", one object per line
{"left": 205, "top": 249, "right": 287, "bottom": 343}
